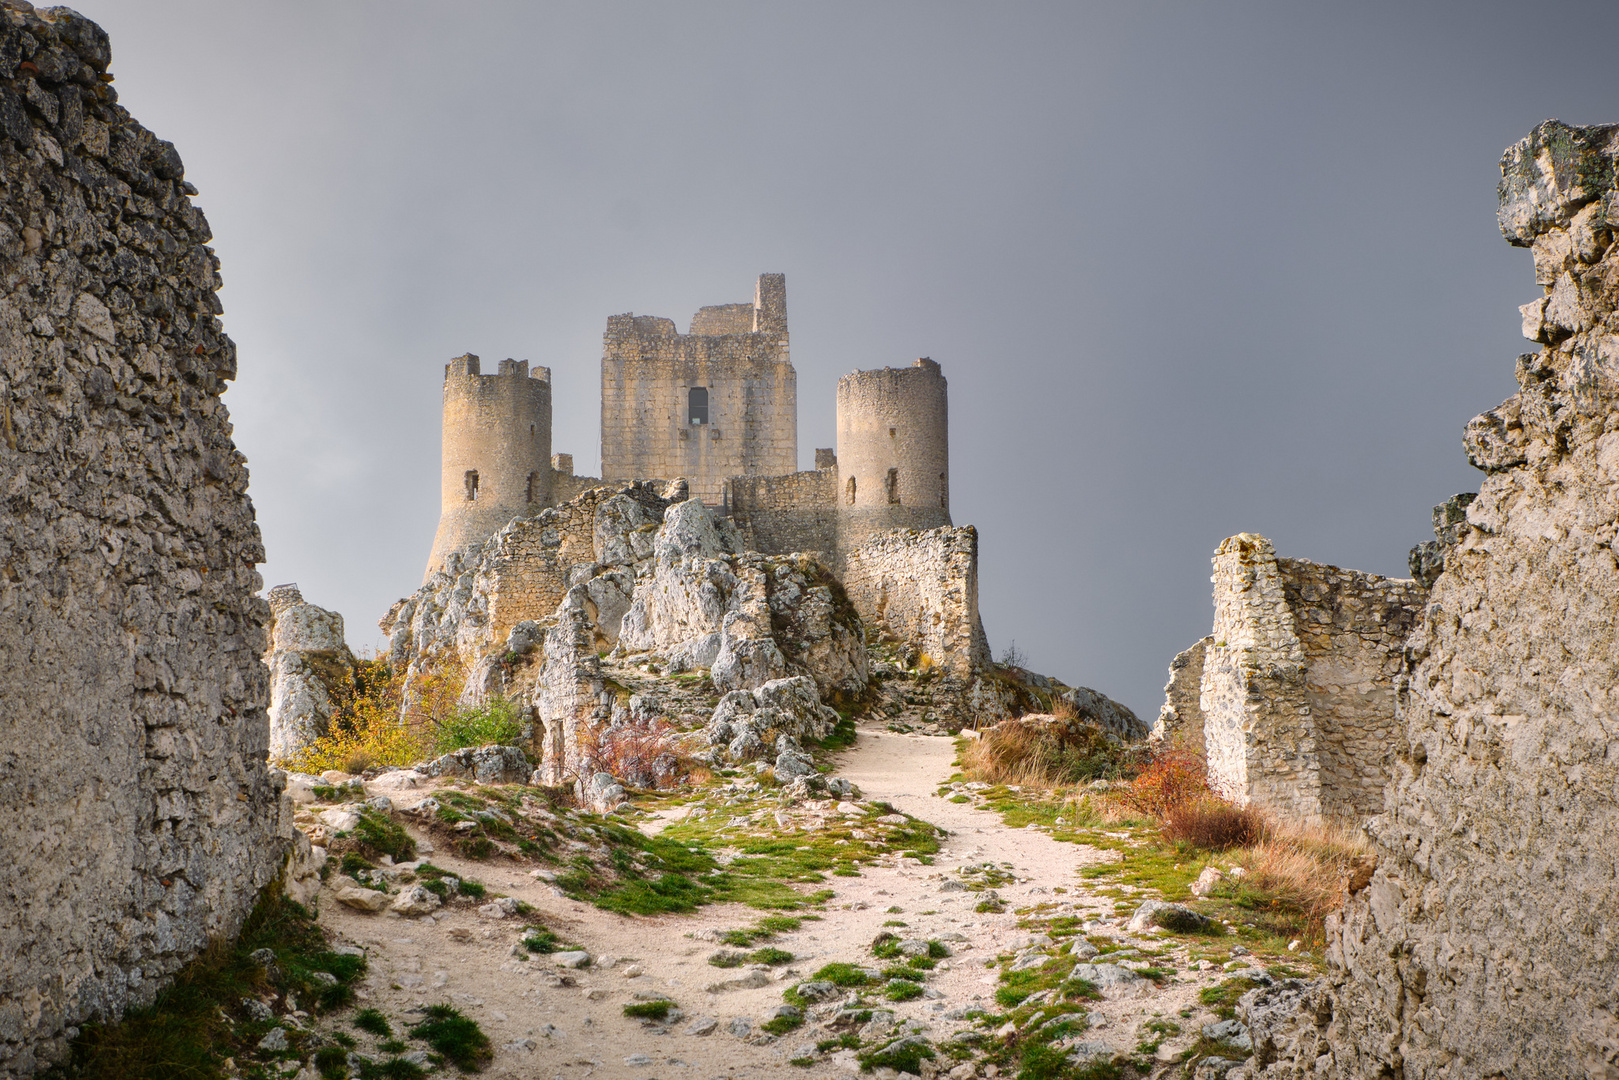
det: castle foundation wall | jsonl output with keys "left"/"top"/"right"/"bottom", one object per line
{"left": 842, "top": 526, "right": 988, "bottom": 677}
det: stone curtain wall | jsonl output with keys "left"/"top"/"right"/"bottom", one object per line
{"left": 726, "top": 467, "right": 838, "bottom": 558}
{"left": 600, "top": 274, "right": 796, "bottom": 505}
{"left": 1243, "top": 119, "right": 1619, "bottom": 1080}
{"left": 1199, "top": 536, "right": 1421, "bottom": 824}
{"left": 842, "top": 526, "right": 988, "bottom": 677}
{"left": 1277, "top": 557, "right": 1424, "bottom": 822}
{"left": 0, "top": 8, "right": 285, "bottom": 1075}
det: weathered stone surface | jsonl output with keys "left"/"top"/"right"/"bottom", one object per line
{"left": 1245, "top": 119, "right": 1619, "bottom": 1080}
{"left": 421, "top": 745, "right": 530, "bottom": 785}
{"left": 701, "top": 676, "right": 838, "bottom": 764}
{"left": 1198, "top": 535, "right": 1425, "bottom": 824}
{"left": 0, "top": 10, "right": 286, "bottom": 1076}
{"left": 265, "top": 584, "right": 356, "bottom": 761}
{"left": 1151, "top": 636, "right": 1211, "bottom": 744}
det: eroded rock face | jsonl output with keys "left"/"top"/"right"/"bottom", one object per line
{"left": 265, "top": 584, "right": 357, "bottom": 760}
{"left": 0, "top": 9, "right": 285, "bottom": 1075}
{"left": 1242, "top": 118, "right": 1619, "bottom": 1079}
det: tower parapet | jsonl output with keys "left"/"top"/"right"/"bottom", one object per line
{"left": 424, "top": 354, "right": 553, "bottom": 581}
{"left": 836, "top": 357, "right": 951, "bottom": 554}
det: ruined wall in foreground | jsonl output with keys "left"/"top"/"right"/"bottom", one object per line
{"left": 1199, "top": 535, "right": 1421, "bottom": 825}
{"left": 0, "top": 8, "right": 285, "bottom": 1076}
{"left": 842, "top": 526, "right": 988, "bottom": 677}
{"left": 1151, "top": 635, "right": 1211, "bottom": 746}
{"left": 265, "top": 584, "right": 356, "bottom": 762}
{"left": 1243, "top": 119, "right": 1619, "bottom": 1080}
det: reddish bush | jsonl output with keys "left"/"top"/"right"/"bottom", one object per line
{"left": 580, "top": 718, "right": 690, "bottom": 789}
{"left": 1161, "top": 797, "right": 1268, "bottom": 850}
{"left": 1118, "top": 738, "right": 1209, "bottom": 818}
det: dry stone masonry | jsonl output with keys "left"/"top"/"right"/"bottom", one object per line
{"left": 1239, "top": 119, "right": 1619, "bottom": 1079}
{"left": 1178, "top": 534, "right": 1423, "bottom": 825}
{"left": 0, "top": 7, "right": 285, "bottom": 1075}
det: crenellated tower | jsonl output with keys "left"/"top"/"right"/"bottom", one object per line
{"left": 835, "top": 357, "right": 951, "bottom": 553}
{"left": 423, "top": 354, "right": 553, "bottom": 581}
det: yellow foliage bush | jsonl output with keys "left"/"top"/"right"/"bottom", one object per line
{"left": 285, "top": 654, "right": 469, "bottom": 774}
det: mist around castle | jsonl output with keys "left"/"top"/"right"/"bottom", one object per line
{"left": 3, "top": 5, "right": 1619, "bottom": 1080}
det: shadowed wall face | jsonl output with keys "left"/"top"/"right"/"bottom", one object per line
{"left": 0, "top": 9, "right": 286, "bottom": 1075}
{"left": 600, "top": 274, "right": 796, "bottom": 504}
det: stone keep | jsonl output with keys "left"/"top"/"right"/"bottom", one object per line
{"left": 600, "top": 273, "right": 796, "bottom": 505}
{"left": 0, "top": 7, "right": 285, "bottom": 1076}
{"left": 423, "top": 354, "right": 553, "bottom": 580}
{"left": 1241, "top": 119, "right": 1619, "bottom": 1078}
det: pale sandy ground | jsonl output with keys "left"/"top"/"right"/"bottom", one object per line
{"left": 316, "top": 726, "right": 1239, "bottom": 1080}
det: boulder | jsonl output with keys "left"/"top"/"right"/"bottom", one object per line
{"left": 1125, "top": 898, "right": 1215, "bottom": 934}
{"left": 421, "top": 745, "right": 531, "bottom": 785}
{"left": 576, "top": 771, "right": 627, "bottom": 813}
{"left": 334, "top": 885, "right": 390, "bottom": 913}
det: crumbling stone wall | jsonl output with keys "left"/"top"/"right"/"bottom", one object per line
{"left": 726, "top": 464, "right": 838, "bottom": 558}
{"left": 265, "top": 584, "right": 356, "bottom": 761}
{"left": 1199, "top": 535, "right": 1422, "bottom": 824}
{"left": 1242, "top": 118, "right": 1619, "bottom": 1080}
{"left": 0, "top": 8, "right": 285, "bottom": 1075}
{"left": 1151, "top": 636, "right": 1211, "bottom": 745}
{"left": 842, "top": 526, "right": 990, "bottom": 678}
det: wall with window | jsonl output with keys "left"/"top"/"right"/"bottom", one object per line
{"left": 835, "top": 358, "right": 951, "bottom": 552}
{"left": 600, "top": 274, "right": 796, "bottom": 505}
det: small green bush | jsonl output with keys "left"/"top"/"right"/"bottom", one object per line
{"left": 433, "top": 699, "right": 524, "bottom": 754}
{"left": 623, "top": 1000, "right": 673, "bottom": 1021}
{"left": 353, "top": 1008, "right": 392, "bottom": 1037}
{"left": 884, "top": 979, "right": 924, "bottom": 1002}
{"left": 407, "top": 1004, "right": 492, "bottom": 1071}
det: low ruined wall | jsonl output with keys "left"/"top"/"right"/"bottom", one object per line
{"left": 265, "top": 585, "right": 356, "bottom": 762}
{"left": 1244, "top": 119, "right": 1619, "bottom": 1080}
{"left": 726, "top": 467, "right": 838, "bottom": 557}
{"left": 842, "top": 526, "right": 988, "bottom": 677}
{"left": 1199, "top": 536, "right": 1421, "bottom": 824}
{"left": 0, "top": 10, "right": 285, "bottom": 1075}
{"left": 551, "top": 468, "right": 605, "bottom": 506}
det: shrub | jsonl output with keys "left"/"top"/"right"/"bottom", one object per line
{"left": 1161, "top": 797, "right": 1268, "bottom": 850}
{"left": 578, "top": 716, "right": 692, "bottom": 789}
{"left": 432, "top": 699, "right": 524, "bottom": 755}
{"left": 623, "top": 1000, "right": 672, "bottom": 1021}
{"left": 1117, "top": 737, "right": 1210, "bottom": 818}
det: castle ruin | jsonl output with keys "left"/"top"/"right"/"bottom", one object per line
{"left": 417, "top": 275, "right": 985, "bottom": 677}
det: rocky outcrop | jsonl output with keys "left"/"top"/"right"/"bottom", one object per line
{"left": 0, "top": 9, "right": 286, "bottom": 1075}
{"left": 701, "top": 675, "right": 839, "bottom": 766}
{"left": 265, "top": 584, "right": 357, "bottom": 761}
{"left": 1241, "top": 118, "right": 1619, "bottom": 1079}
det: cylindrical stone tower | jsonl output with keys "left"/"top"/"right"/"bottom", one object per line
{"left": 836, "top": 357, "right": 951, "bottom": 555}
{"left": 423, "top": 354, "right": 553, "bottom": 581}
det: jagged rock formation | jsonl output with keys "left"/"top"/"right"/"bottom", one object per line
{"left": 1151, "top": 636, "right": 1211, "bottom": 744}
{"left": 0, "top": 8, "right": 284, "bottom": 1076}
{"left": 265, "top": 584, "right": 357, "bottom": 760}
{"left": 1240, "top": 119, "right": 1619, "bottom": 1079}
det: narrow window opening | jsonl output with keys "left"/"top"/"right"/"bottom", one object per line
{"left": 530, "top": 424, "right": 535, "bottom": 439}
{"left": 464, "top": 470, "right": 480, "bottom": 501}
{"left": 939, "top": 472, "right": 948, "bottom": 509}
{"left": 886, "top": 467, "right": 900, "bottom": 505}
{"left": 889, "top": 427, "right": 896, "bottom": 439}
{"left": 846, "top": 476, "right": 857, "bottom": 505}
{"left": 525, "top": 471, "right": 537, "bottom": 504}
{"left": 688, "top": 386, "right": 709, "bottom": 425}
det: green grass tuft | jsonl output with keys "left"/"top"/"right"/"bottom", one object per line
{"left": 408, "top": 1004, "right": 492, "bottom": 1071}
{"left": 622, "top": 1000, "right": 673, "bottom": 1021}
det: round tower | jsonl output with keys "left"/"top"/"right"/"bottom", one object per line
{"left": 423, "top": 354, "right": 553, "bottom": 581}
{"left": 836, "top": 357, "right": 950, "bottom": 555}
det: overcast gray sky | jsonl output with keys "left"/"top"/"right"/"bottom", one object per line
{"left": 82, "top": 1, "right": 1619, "bottom": 719}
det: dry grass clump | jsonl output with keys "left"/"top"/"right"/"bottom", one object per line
{"left": 1161, "top": 796, "right": 1268, "bottom": 850}
{"left": 1230, "top": 822, "right": 1372, "bottom": 934}
{"left": 961, "top": 714, "right": 1143, "bottom": 788}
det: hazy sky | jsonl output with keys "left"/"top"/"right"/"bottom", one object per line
{"left": 82, "top": 1, "right": 1619, "bottom": 719}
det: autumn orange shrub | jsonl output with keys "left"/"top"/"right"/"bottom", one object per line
{"left": 1117, "top": 737, "right": 1211, "bottom": 818}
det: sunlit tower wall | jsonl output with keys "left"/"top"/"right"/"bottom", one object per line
{"left": 423, "top": 354, "right": 553, "bottom": 581}
{"left": 836, "top": 357, "right": 951, "bottom": 555}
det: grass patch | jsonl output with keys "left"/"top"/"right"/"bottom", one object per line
{"left": 814, "top": 962, "right": 873, "bottom": 988}
{"left": 354, "top": 1008, "right": 393, "bottom": 1037}
{"left": 39, "top": 889, "right": 365, "bottom": 1080}
{"left": 407, "top": 1004, "right": 492, "bottom": 1071}
{"left": 884, "top": 979, "right": 924, "bottom": 1002}
{"left": 623, "top": 1000, "right": 673, "bottom": 1021}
